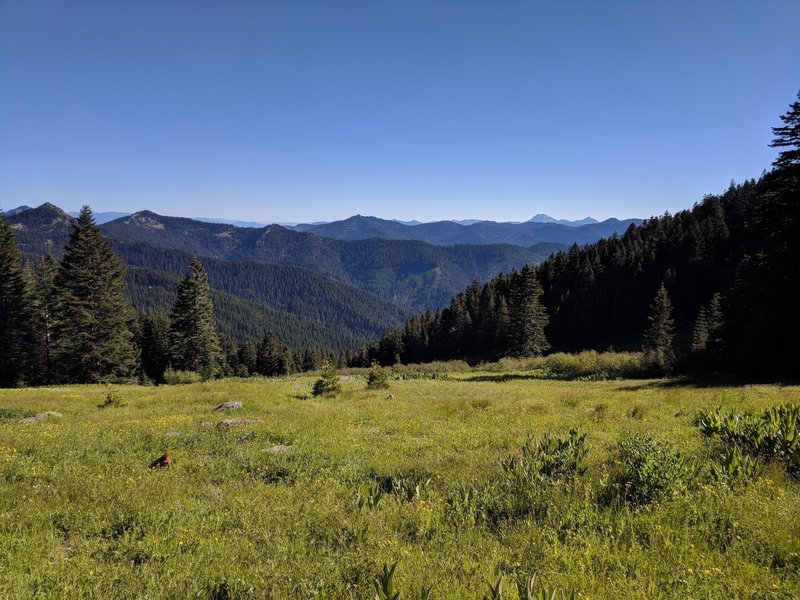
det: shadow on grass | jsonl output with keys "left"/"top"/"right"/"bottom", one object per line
{"left": 465, "top": 373, "right": 799, "bottom": 388}
{"left": 465, "top": 373, "right": 545, "bottom": 383}
{"left": 616, "top": 376, "right": 800, "bottom": 391}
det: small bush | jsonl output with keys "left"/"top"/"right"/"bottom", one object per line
{"left": 711, "top": 445, "right": 763, "bottom": 486}
{"left": 97, "top": 392, "right": 125, "bottom": 409}
{"left": 502, "top": 429, "right": 588, "bottom": 484}
{"left": 698, "top": 403, "right": 800, "bottom": 477}
{"left": 367, "top": 363, "right": 390, "bottom": 389}
{"left": 163, "top": 368, "right": 202, "bottom": 385}
{"left": 0, "top": 407, "right": 37, "bottom": 420}
{"left": 604, "top": 434, "right": 699, "bottom": 508}
{"left": 486, "top": 351, "right": 656, "bottom": 380}
{"left": 312, "top": 361, "right": 342, "bottom": 397}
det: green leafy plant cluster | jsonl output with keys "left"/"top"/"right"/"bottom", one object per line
{"left": 710, "top": 445, "right": 763, "bottom": 486}
{"left": 162, "top": 368, "right": 203, "bottom": 384}
{"left": 502, "top": 429, "right": 588, "bottom": 484}
{"left": 0, "top": 407, "right": 36, "bottom": 420}
{"left": 604, "top": 434, "right": 700, "bottom": 507}
{"left": 367, "top": 363, "right": 390, "bottom": 389}
{"left": 698, "top": 403, "right": 800, "bottom": 476}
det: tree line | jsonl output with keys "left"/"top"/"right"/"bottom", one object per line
{"left": 353, "top": 91, "right": 800, "bottom": 378}
{"left": 0, "top": 207, "right": 333, "bottom": 386}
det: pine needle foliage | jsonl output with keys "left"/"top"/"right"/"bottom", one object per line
{"left": 51, "top": 206, "right": 137, "bottom": 383}
{"left": 168, "top": 257, "right": 223, "bottom": 379}
{"left": 0, "top": 216, "right": 32, "bottom": 387}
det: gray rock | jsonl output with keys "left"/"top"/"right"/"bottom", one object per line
{"left": 213, "top": 401, "right": 243, "bottom": 412}
{"left": 263, "top": 444, "right": 293, "bottom": 454}
{"left": 18, "top": 411, "right": 63, "bottom": 423}
{"left": 217, "top": 418, "right": 262, "bottom": 429}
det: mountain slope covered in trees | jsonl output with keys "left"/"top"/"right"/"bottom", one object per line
{"left": 10, "top": 205, "right": 561, "bottom": 313}
{"left": 99, "top": 212, "right": 561, "bottom": 311}
{"left": 125, "top": 267, "right": 376, "bottom": 351}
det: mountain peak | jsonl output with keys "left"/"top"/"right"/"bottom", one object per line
{"left": 528, "top": 214, "right": 599, "bottom": 227}
{"left": 2, "top": 205, "right": 34, "bottom": 216}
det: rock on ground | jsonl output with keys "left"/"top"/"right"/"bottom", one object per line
{"left": 217, "top": 418, "right": 262, "bottom": 429}
{"left": 18, "top": 411, "right": 63, "bottom": 424}
{"left": 263, "top": 444, "right": 293, "bottom": 454}
{"left": 213, "top": 401, "right": 243, "bottom": 412}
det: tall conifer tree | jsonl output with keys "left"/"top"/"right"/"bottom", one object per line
{"left": 508, "top": 266, "right": 550, "bottom": 357}
{"left": 0, "top": 216, "right": 31, "bottom": 387}
{"left": 643, "top": 283, "right": 676, "bottom": 372}
{"left": 29, "top": 253, "right": 61, "bottom": 384}
{"left": 168, "top": 257, "right": 222, "bottom": 378}
{"left": 52, "top": 206, "right": 137, "bottom": 383}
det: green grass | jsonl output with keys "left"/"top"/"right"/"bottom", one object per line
{"left": 1, "top": 374, "right": 798, "bottom": 598}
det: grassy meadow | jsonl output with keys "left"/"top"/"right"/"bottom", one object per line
{"left": 1, "top": 371, "right": 798, "bottom": 599}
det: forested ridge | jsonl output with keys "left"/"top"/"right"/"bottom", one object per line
{"left": 98, "top": 212, "right": 559, "bottom": 311}
{"left": 125, "top": 267, "right": 372, "bottom": 351}
{"left": 357, "top": 93, "right": 800, "bottom": 377}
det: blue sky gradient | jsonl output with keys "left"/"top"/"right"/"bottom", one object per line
{"left": 1, "top": 1, "right": 798, "bottom": 222}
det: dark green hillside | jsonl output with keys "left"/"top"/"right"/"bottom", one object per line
{"left": 113, "top": 241, "right": 405, "bottom": 342}
{"left": 125, "top": 267, "right": 367, "bottom": 350}
{"left": 5, "top": 203, "right": 74, "bottom": 255}
{"left": 102, "top": 214, "right": 558, "bottom": 311}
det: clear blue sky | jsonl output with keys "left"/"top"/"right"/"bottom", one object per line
{"left": 1, "top": 1, "right": 798, "bottom": 223}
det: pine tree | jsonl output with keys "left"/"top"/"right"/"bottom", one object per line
{"left": 238, "top": 340, "right": 258, "bottom": 375}
{"left": 770, "top": 90, "right": 800, "bottom": 170}
{"left": 135, "top": 309, "right": 171, "bottom": 383}
{"left": 219, "top": 335, "right": 241, "bottom": 376}
{"left": 255, "top": 331, "right": 291, "bottom": 376}
{"left": 690, "top": 305, "right": 709, "bottom": 352}
{"left": 168, "top": 257, "right": 223, "bottom": 379}
{"left": 28, "top": 253, "right": 61, "bottom": 384}
{"left": 507, "top": 266, "right": 550, "bottom": 357}
{"left": 312, "top": 360, "right": 341, "bottom": 397}
{"left": 0, "top": 216, "right": 31, "bottom": 387}
{"left": 642, "top": 283, "right": 676, "bottom": 372}
{"left": 705, "top": 292, "right": 724, "bottom": 350}
{"left": 51, "top": 206, "right": 137, "bottom": 383}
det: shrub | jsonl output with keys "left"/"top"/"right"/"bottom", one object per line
{"left": 485, "top": 351, "right": 656, "bottom": 380}
{"left": 163, "top": 368, "right": 202, "bottom": 385}
{"left": 501, "top": 429, "right": 588, "bottom": 484}
{"left": 0, "top": 407, "right": 37, "bottom": 420}
{"left": 605, "top": 434, "right": 699, "bottom": 507}
{"left": 711, "top": 445, "right": 763, "bottom": 486}
{"left": 97, "top": 392, "right": 125, "bottom": 409}
{"left": 312, "top": 361, "right": 341, "bottom": 397}
{"left": 698, "top": 403, "right": 800, "bottom": 477}
{"left": 367, "top": 363, "right": 390, "bottom": 389}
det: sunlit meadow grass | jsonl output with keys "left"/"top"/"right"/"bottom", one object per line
{"left": 1, "top": 373, "right": 798, "bottom": 598}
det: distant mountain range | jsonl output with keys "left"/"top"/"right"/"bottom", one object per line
{"left": 292, "top": 214, "right": 640, "bottom": 246}
{"left": 7, "top": 203, "right": 576, "bottom": 350}
{"left": 4, "top": 205, "right": 639, "bottom": 245}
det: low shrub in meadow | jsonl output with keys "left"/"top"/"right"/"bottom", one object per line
{"left": 604, "top": 434, "right": 700, "bottom": 508}
{"left": 163, "top": 368, "right": 203, "bottom": 384}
